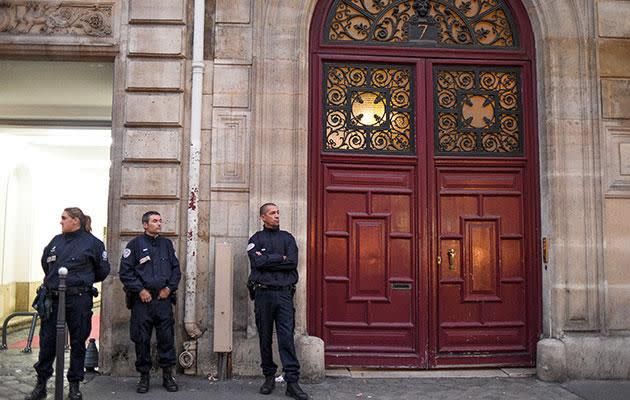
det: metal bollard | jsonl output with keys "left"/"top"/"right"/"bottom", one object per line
{"left": 55, "top": 267, "right": 68, "bottom": 400}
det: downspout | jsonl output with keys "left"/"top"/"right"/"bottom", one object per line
{"left": 184, "top": 0, "right": 205, "bottom": 339}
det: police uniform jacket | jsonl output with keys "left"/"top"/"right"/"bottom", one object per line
{"left": 119, "top": 234, "right": 181, "bottom": 293}
{"left": 41, "top": 229, "right": 110, "bottom": 290}
{"left": 247, "top": 226, "right": 298, "bottom": 287}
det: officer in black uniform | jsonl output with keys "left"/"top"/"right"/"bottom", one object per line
{"left": 119, "top": 211, "right": 181, "bottom": 394}
{"left": 247, "top": 203, "right": 308, "bottom": 400}
{"left": 25, "top": 207, "right": 110, "bottom": 400}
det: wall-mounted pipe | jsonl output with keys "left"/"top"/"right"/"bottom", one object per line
{"left": 184, "top": 0, "right": 206, "bottom": 339}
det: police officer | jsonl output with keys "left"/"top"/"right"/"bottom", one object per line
{"left": 247, "top": 203, "right": 308, "bottom": 400}
{"left": 119, "top": 211, "right": 181, "bottom": 394}
{"left": 25, "top": 207, "right": 110, "bottom": 400}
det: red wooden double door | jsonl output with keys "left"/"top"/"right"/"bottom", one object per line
{"left": 308, "top": 57, "right": 540, "bottom": 368}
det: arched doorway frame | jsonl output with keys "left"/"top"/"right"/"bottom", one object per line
{"left": 306, "top": 0, "right": 541, "bottom": 368}
{"left": 249, "top": 0, "right": 601, "bottom": 376}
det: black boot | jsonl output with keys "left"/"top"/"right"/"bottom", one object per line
{"left": 136, "top": 373, "right": 150, "bottom": 394}
{"left": 259, "top": 375, "right": 275, "bottom": 395}
{"left": 24, "top": 377, "right": 47, "bottom": 400}
{"left": 286, "top": 381, "right": 308, "bottom": 400}
{"left": 162, "top": 368, "right": 178, "bottom": 392}
{"left": 68, "top": 381, "right": 82, "bottom": 400}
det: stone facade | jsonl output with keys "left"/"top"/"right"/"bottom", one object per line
{"left": 530, "top": 0, "right": 630, "bottom": 381}
{"left": 0, "top": 0, "right": 629, "bottom": 381}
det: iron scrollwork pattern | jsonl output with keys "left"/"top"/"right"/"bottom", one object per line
{"left": 434, "top": 66, "right": 522, "bottom": 155}
{"left": 324, "top": 63, "right": 415, "bottom": 153}
{"left": 326, "top": 0, "right": 517, "bottom": 48}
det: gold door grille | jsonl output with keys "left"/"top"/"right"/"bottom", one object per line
{"left": 434, "top": 66, "right": 522, "bottom": 155}
{"left": 324, "top": 63, "right": 415, "bottom": 154}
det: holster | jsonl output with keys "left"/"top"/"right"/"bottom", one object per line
{"left": 125, "top": 290, "right": 135, "bottom": 309}
{"left": 246, "top": 279, "right": 256, "bottom": 301}
{"left": 32, "top": 285, "right": 52, "bottom": 320}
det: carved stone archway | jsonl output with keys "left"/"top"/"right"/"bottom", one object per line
{"left": 247, "top": 0, "right": 612, "bottom": 380}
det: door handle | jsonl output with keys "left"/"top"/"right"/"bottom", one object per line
{"left": 447, "top": 248, "right": 456, "bottom": 270}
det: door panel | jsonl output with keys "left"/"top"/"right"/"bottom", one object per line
{"left": 310, "top": 55, "right": 538, "bottom": 369}
{"left": 322, "top": 164, "right": 420, "bottom": 366}
{"left": 435, "top": 167, "right": 529, "bottom": 362}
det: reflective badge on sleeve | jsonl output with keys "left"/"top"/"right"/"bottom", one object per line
{"left": 102, "top": 251, "right": 108, "bottom": 261}
{"left": 123, "top": 248, "right": 131, "bottom": 258}
{"left": 246, "top": 243, "right": 255, "bottom": 252}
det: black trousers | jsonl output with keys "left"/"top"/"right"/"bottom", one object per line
{"left": 34, "top": 293, "right": 93, "bottom": 382}
{"left": 254, "top": 288, "right": 300, "bottom": 383}
{"left": 130, "top": 297, "right": 176, "bottom": 373}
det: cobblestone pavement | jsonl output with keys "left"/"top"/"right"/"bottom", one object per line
{"left": 0, "top": 348, "right": 45, "bottom": 400}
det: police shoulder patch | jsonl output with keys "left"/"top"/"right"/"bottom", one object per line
{"left": 102, "top": 251, "right": 108, "bottom": 261}
{"left": 123, "top": 248, "right": 131, "bottom": 258}
{"left": 246, "top": 243, "right": 255, "bottom": 252}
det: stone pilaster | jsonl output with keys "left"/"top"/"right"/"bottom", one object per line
{"left": 241, "top": 0, "right": 326, "bottom": 381}
{"left": 205, "top": 0, "right": 256, "bottom": 377}
{"left": 529, "top": 0, "right": 630, "bottom": 380}
{"left": 101, "top": 0, "right": 189, "bottom": 375}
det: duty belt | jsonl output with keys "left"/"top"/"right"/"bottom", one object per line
{"left": 255, "top": 283, "right": 295, "bottom": 291}
{"left": 50, "top": 286, "right": 93, "bottom": 296}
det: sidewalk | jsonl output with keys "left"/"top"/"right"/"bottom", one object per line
{"left": 1, "top": 346, "right": 629, "bottom": 400}
{"left": 77, "top": 374, "right": 630, "bottom": 400}
{"left": 1, "top": 321, "right": 629, "bottom": 400}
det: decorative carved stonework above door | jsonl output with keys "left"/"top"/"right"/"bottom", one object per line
{"left": 0, "top": 1, "right": 112, "bottom": 37}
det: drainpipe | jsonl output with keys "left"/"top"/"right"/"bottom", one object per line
{"left": 184, "top": 0, "right": 206, "bottom": 339}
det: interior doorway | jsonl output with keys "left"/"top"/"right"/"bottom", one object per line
{"left": 0, "top": 60, "right": 113, "bottom": 322}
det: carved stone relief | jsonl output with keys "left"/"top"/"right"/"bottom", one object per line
{"left": 211, "top": 111, "right": 250, "bottom": 191}
{"left": 0, "top": 1, "right": 112, "bottom": 37}
{"left": 604, "top": 121, "right": 630, "bottom": 198}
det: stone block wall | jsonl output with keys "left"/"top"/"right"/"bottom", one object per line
{"left": 2, "top": 0, "right": 626, "bottom": 382}
{"left": 536, "top": 0, "right": 630, "bottom": 381}
{"left": 204, "top": 0, "right": 255, "bottom": 376}
{"left": 100, "top": 0, "right": 190, "bottom": 375}
{"left": 598, "top": 0, "right": 630, "bottom": 334}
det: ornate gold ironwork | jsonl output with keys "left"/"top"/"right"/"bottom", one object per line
{"left": 434, "top": 66, "right": 522, "bottom": 155}
{"left": 326, "top": 0, "right": 516, "bottom": 48}
{"left": 324, "top": 63, "right": 414, "bottom": 153}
